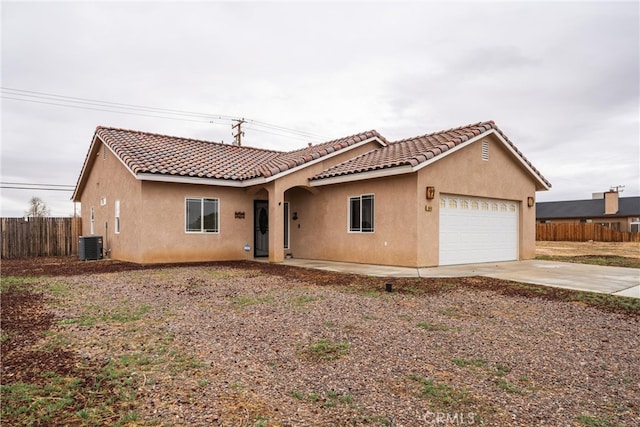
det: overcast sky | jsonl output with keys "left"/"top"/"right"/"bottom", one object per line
{"left": 1, "top": 1, "right": 638, "bottom": 217}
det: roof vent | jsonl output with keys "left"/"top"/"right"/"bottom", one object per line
{"left": 481, "top": 140, "right": 489, "bottom": 161}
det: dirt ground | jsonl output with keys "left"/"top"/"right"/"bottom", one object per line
{"left": 0, "top": 242, "right": 640, "bottom": 425}
{"left": 535, "top": 241, "right": 639, "bottom": 258}
{"left": 1, "top": 241, "right": 637, "bottom": 278}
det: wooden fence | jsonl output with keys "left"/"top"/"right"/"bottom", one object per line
{"left": 536, "top": 223, "right": 640, "bottom": 242}
{"left": 1, "top": 217, "right": 82, "bottom": 259}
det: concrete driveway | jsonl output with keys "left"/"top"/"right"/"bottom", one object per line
{"left": 281, "top": 258, "right": 640, "bottom": 298}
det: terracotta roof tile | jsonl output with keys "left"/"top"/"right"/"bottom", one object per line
{"left": 310, "top": 121, "right": 551, "bottom": 188}
{"left": 94, "top": 127, "right": 386, "bottom": 182}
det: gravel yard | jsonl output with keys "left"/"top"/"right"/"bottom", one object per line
{"left": 2, "top": 259, "right": 638, "bottom": 426}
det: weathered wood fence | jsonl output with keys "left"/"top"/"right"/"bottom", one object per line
{"left": 1, "top": 217, "right": 82, "bottom": 259}
{"left": 536, "top": 223, "right": 640, "bottom": 242}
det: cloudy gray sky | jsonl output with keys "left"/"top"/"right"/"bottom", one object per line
{"left": 1, "top": 0, "right": 638, "bottom": 217}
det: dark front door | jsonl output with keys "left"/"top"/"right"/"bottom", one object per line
{"left": 254, "top": 201, "right": 269, "bottom": 257}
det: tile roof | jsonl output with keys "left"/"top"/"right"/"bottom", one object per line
{"left": 310, "top": 121, "right": 551, "bottom": 188}
{"left": 258, "top": 130, "right": 387, "bottom": 178}
{"left": 74, "top": 121, "right": 549, "bottom": 200}
{"left": 94, "top": 127, "right": 385, "bottom": 181}
{"left": 536, "top": 197, "right": 640, "bottom": 219}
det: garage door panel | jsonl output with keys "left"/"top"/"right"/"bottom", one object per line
{"left": 439, "top": 195, "right": 518, "bottom": 266}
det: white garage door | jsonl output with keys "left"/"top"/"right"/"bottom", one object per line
{"left": 439, "top": 195, "right": 518, "bottom": 266}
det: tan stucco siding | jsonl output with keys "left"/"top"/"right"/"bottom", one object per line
{"left": 247, "top": 139, "right": 384, "bottom": 263}
{"left": 416, "top": 134, "right": 539, "bottom": 264}
{"left": 286, "top": 174, "right": 419, "bottom": 266}
{"left": 137, "top": 181, "right": 255, "bottom": 263}
{"left": 286, "top": 135, "right": 541, "bottom": 267}
{"left": 76, "top": 135, "right": 542, "bottom": 266}
{"left": 78, "top": 141, "right": 143, "bottom": 262}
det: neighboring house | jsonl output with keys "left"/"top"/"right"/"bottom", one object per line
{"left": 536, "top": 192, "right": 640, "bottom": 232}
{"left": 72, "top": 120, "right": 550, "bottom": 266}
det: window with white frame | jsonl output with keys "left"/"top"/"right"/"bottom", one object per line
{"left": 349, "top": 194, "right": 374, "bottom": 232}
{"left": 186, "top": 198, "right": 219, "bottom": 233}
{"left": 90, "top": 207, "right": 95, "bottom": 235}
{"left": 114, "top": 200, "right": 120, "bottom": 234}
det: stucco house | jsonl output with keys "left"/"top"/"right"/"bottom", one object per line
{"left": 536, "top": 191, "right": 640, "bottom": 232}
{"left": 72, "top": 120, "right": 550, "bottom": 266}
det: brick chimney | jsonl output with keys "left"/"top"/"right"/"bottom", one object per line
{"left": 604, "top": 191, "right": 619, "bottom": 215}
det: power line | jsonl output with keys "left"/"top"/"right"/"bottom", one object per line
{"left": 246, "top": 118, "right": 327, "bottom": 140}
{"left": 0, "top": 182, "right": 75, "bottom": 192}
{"left": 1, "top": 87, "right": 237, "bottom": 120}
{"left": 1, "top": 96, "right": 209, "bottom": 124}
{"left": 243, "top": 126, "right": 319, "bottom": 141}
{"left": 1, "top": 186, "right": 74, "bottom": 192}
{"left": 1, "top": 182, "right": 75, "bottom": 187}
{"left": 1, "top": 87, "right": 330, "bottom": 142}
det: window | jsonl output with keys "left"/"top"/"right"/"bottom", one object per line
{"left": 90, "top": 207, "right": 95, "bottom": 235}
{"left": 114, "top": 200, "right": 120, "bottom": 234}
{"left": 186, "top": 198, "right": 219, "bottom": 233}
{"left": 283, "top": 202, "right": 290, "bottom": 249}
{"left": 349, "top": 194, "right": 374, "bottom": 232}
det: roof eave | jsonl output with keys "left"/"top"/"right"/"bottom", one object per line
{"left": 136, "top": 173, "right": 264, "bottom": 188}
{"left": 488, "top": 129, "right": 551, "bottom": 191}
{"left": 71, "top": 132, "right": 101, "bottom": 201}
{"left": 264, "top": 135, "right": 386, "bottom": 183}
{"left": 309, "top": 165, "right": 414, "bottom": 187}
{"left": 310, "top": 129, "right": 552, "bottom": 190}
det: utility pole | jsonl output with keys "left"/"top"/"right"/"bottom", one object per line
{"left": 232, "top": 118, "right": 246, "bottom": 146}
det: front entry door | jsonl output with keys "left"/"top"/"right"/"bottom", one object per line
{"left": 254, "top": 201, "right": 269, "bottom": 257}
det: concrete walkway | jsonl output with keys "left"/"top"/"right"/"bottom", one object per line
{"left": 280, "top": 258, "right": 640, "bottom": 299}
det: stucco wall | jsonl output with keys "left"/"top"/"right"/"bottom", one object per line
{"left": 415, "top": 133, "right": 539, "bottom": 264}
{"left": 79, "top": 141, "right": 143, "bottom": 262}
{"left": 286, "top": 133, "right": 542, "bottom": 267}
{"left": 286, "top": 174, "right": 419, "bottom": 266}
{"left": 79, "top": 138, "right": 384, "bottom": 264}
{"left": 136, "top": 181, "right": 255, "bottom": 263}
{"left": 78, "top": 135, "right": 543, "bottom": 266}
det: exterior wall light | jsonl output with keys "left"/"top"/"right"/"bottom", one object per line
{"left": 426, "top": 186, "right": 435, "bottom": 200}
{"left": 527, "top": 197, "right": 535, "bottom": 207}
{"left": 292, "top": 212, "right": 298, "bottom": 220}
